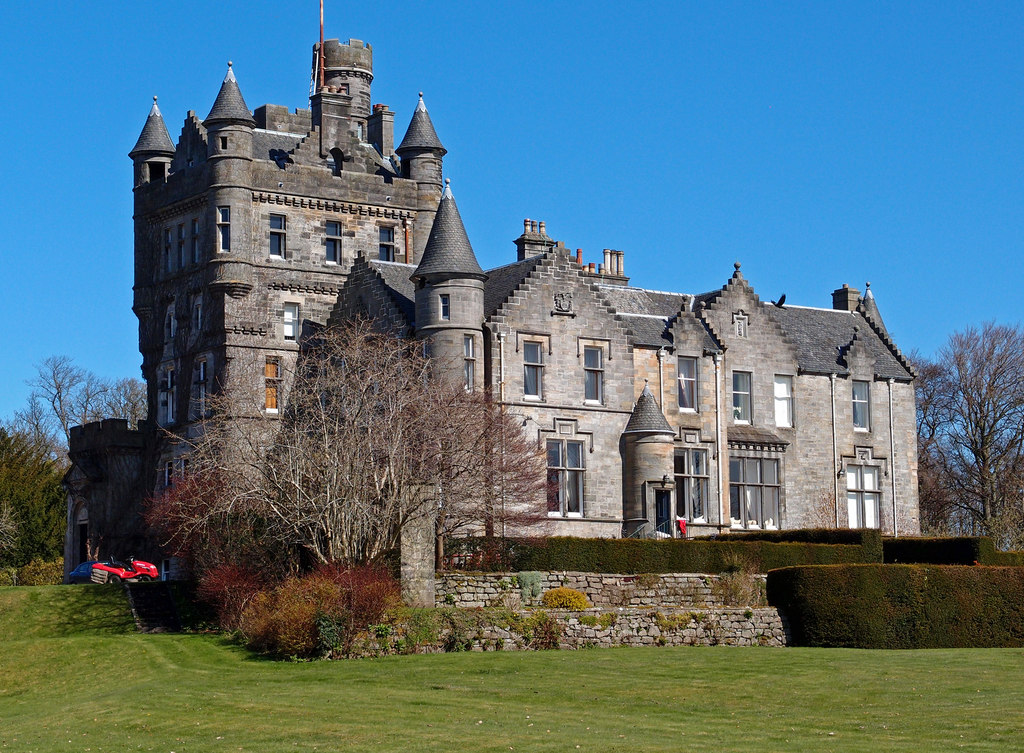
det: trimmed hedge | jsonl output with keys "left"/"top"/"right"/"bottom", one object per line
{"left": 883, "top": 536, "right": 1024, "bottom": 566}
{"left": 706, "top": 529, "right": 883, "bottom": 563}
{"left": 445, "top": 534, "right": 880, "bottom": 575}
{"left": 767, "top": 564, "right": 1024, "bottom": 648}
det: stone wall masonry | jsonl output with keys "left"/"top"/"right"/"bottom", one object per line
{"left": 435, "top": 571, "right": 767, "bottom": 609}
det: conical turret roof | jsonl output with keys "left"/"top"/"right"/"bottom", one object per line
{"left": 623, "top": 384, "right": 674, "bottom": 435}
{"left": 858, "top": 282, "right": 889, "bottom": 337}
{"left": 397, "top": 93, "right": 445, "bottom": 154}
{"left": 129, "top": 97, "right": 176, "bottom": 158}
{"left": 412, "top": 180, "right": 484, "bottom": 280}
{"left": 204, "top": 63, "right": 256, "bottom": 128}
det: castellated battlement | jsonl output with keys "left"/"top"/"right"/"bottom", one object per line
{"left": 321, "top": 38, "right": 373, "bottom": 74}
{"left": 69, "top": 419, "right": 146, "bottom": 452}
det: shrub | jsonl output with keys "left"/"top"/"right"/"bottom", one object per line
{"left": 767, "top": 564, "right": 1024, "bottom": 648}
{"left": 447, "top": 533, "right": 879, "bottom": 575}
{"left": 238, "top": 564, "right": 401, "bottom": 659}
{"left": 541, "top": 587, "right": 590, "bottom": 610}
{"left": 517, "top": 571, "right": 543, "bottom": 601}
{"left": 883, "top": 536, "right": 1024, "bottom": 566}
{"left": 17, "top": 558, "right": 64, "bottom": 586}
{"left": 196, "top": 563, "right": 270, "bottom": 630}
{"left": 0, "top": 566, "right": 17, "bottom": 586}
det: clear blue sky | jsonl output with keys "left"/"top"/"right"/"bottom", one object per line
{"left": 2, "top": 1, "right": 1022, "bottom": 420}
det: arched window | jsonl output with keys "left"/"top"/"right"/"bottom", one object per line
{"left": 330, "top": 148, "right": 345, "bottom": 176}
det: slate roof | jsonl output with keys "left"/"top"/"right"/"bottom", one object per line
{"left": 598, "top": 284, "right": 720, "bottom": 352}
{"left": 369, "top": 260, "right": 416, "bottom": 323}
{"left": 412, "top": 183, "right": 485, "bottom": 279}
{"left": 769, "top": 305, "right": 911, "bottom": 380}
{"left": 623, "top": 384, "right": 674, "bottom": 434}
{"left": 130, "top": 98, "right": 176, "bottom": 157}
{"left": 484, "top": 256, "right": 542, "bottom": 317}
{"left": 396, "top": 94, "right": 445, "bottom": 153}
{"left": 205, "top": 65, "right": 256, "bottom": 127}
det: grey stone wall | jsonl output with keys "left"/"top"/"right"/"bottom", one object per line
{"left": 435, "top": 571, "right": 767, "bottom": 609}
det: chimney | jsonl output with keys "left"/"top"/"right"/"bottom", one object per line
{"left": 367, "top": 103, "right": 394, "bottom": 158}
{"left": 832, "top": 284, "right": 861, "bottom": 312}
{"left": 514, "top": 217, "right": 555, "bottom": 261}
{"left": 616, "top": 250, "right": 625, "bottom": 276}
{"left": 576, "top": 249, "right": 583, "bottom": 265}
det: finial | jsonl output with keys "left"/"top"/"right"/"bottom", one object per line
{"left": 228, "top": 60, "right": 233, "bottom": 68}
{"left": 153, "top": 95, "right": 158, "bottom": 103}
{"left": 734, "top": 261, "right": 741, "bottom": 271}
{"left": 419, "top": 91, "right": 423, "bottom": 98}
{"left": 445, "top": 177, "right": 450, "bottom": 185}
{"left": 865, "top": 281, "right": 871, "bottom": 289}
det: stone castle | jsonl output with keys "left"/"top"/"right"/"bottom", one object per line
{"left": 63, "top": 36, "right": 919, "bottom": 577}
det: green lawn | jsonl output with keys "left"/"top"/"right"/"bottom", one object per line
{"left": 1, "top": 586, "right": 1023, "bottom": 752}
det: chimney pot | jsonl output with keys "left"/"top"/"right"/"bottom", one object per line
{"left": 576, "top": 249, "right": 583, "bottom": 265}
{"left": 538, "top": 221, "right": 546, "bottom": 235}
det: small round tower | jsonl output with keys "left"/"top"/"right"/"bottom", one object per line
{"left": 621, "top": 384, "right": 676, "bottom": 537}
{"left": 129, "top": 96, "right": 176, "bottom": 187}
{"left": 411, "top": 180, "right": 487, "bottom": 390}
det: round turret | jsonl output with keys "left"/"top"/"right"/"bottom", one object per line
{"left": 318, "top": 39, "right": 374, "bottom": 120}
{"left": 622, "top": 384, "right": 676, "bottom": 537}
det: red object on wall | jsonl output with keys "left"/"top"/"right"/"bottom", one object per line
{"left": 678, "top": 519, "right": 687, "bottom": 538}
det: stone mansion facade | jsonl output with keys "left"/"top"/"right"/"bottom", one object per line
{"left": 63, "top": 36, "right": 919, "bottom": 576}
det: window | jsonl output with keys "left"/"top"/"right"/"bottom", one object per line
{"left": 732, "top": 371, "right": 752, "bottom": 423}
{"left": 194, "top": 359, "right": 208, "bottom": 418}
{"left": 163, "top": 460, "right": 174, "bottom": 488}
{"left": 325, "top": 220, "right": 342, "bottom": 264}
{"left": 678, "top": 356, "right": 697, "bottom": 411}
{"left": 165, "top": 304, "right": 176, "bottom": 341}
{"left": 164, "top": 228, "right": 173, "bottom": 273}
{"left": 379, "top": 226, "right": 395, "bottom": 261}
{"left": 269, "top": 214, "right": 286, "bottom": 258}
{"left": 853, "top": 380, "right": 871, "bottom": 430}
{"left": 584, "top": 346, "right": 603, "bottom": 403}
{"left": 265, "top": 359, "right": 281, "bottom": 413}
{"left": 191, "top": 218, "right": 200, "bottom": 263}
{"left": 729, "top": 457, "right": 780, "bottom": 529}
{"left": 177, "top": 223, "right": 186, "bottom": 268}
{"left": 547, "top": 439, "right": 584, "bottom": 516}
{"left": 217, "top": 207, "right": 230, "bottom": 252}
{"left": 675, "top": 449, "right": 709, "bottom": 522}
{"left": 463, "top": 335, "right": 475, "bottom": 392}
{"left": 847, "top": 464, "right": 880, "bottom": 528}
{"left": 774, "top": 375, "right": 793, "bottom": 428}
{"left": 524, "top": 341, "right": 543, "bottom": 399}
{"left": 283, "top": 303, "right": 299, "bottom": 342}
{"left": 161, "top": 368, "right": 175, "bottom": 425}
{"left": 439, "top": 294, "right": 450, "bottom": 321}
{"left": 220, "top": 136, "right": 228, "bottom": 150}
{"left": 192, "top": 298, "right": 202, "bottom": 332}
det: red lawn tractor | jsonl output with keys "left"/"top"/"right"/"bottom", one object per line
{"left": 90, "top": 558, "right": 160, "bottom": 584}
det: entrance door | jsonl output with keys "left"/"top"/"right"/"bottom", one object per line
{"left": 654, "top": 489, "right": 672, "bottom": 536}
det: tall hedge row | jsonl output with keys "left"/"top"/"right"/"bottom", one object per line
{"left": 767, "top": 564, "right": 1024, "bottom": 648}
{"left": 883, "top": 536, "right": 1024, "bottom": 566}
{"left": 446, "top": 534, "right": 880, "bottom": 575}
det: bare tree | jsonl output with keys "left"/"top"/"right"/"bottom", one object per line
{"left": 10, "top": 356, "right": 147, "bottom": 459}
{"left": 0, "top": 503, "right": 16, "bottom": 557}
{"left": 152, "top": 320, "right": 547, "bottom": 569}
{"left": 913, "top": 325, "right": 1024, "bottom": 543}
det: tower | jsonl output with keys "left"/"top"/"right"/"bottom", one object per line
{"left": 396, "top": 94, "right": 447, "bottom": 263}
{"left": 128, "top": 97, "right": 175, "bottom": 187}
{"left": 621, "top": 384, "right": 676, "bottom": 537}
{"left": 411, "top": 179, "right": 486, "bottom": 390}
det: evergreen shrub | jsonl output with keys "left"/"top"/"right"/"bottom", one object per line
{"left": 883, "top": 536, "right": 1024, "bottom": 566}
{"left": 540, "top": 587, "right": 590, "bottom": 610}
{"left": 767, "top": 564, "right": 1024, "bottom": 648}
{"left": 446, "top": 533, "right": 880, "bottom": 574}
{"left": 17, "top": 558, "right": 64, "bottom": 586}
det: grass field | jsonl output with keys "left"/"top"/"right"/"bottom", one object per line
{"left": 1, "top": 586, "right": 1023, "bottom": 752}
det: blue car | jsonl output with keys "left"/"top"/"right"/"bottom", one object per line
{"left": 67, "top": 560, "right": 101, "bottom": 584}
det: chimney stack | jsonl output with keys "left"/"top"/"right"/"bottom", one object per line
{"left": 832, "top": 284, "right": 861, "bottom": 311}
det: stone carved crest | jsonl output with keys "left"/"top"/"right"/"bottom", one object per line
{"left": 553, "top": 291, "right": 574, "bottom": 314}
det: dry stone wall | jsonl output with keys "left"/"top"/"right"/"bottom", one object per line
{"left": 436, "top": 571, "right": 767, "bottom": 609}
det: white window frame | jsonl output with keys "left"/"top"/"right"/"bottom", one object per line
{"left": 283, "top": 303, "right": 300, "bottom": 342}
{"left": 732, "top": 371, "right": 752, "bottom": 424}
{"left": 194, "top": 359, "right": 208, "bottom": 418}
{"left": 729, "top": 457, "right": 780, "bottom": 530}
{"left": 583, "top": 346, "right": 603, "bottom": 404}
{"left": 847, "top": 464, "right": 880, "bottom": 529}
{"left": 546, "top": 438, "right": 585, "bottom": 517}
{"left": 269, "top": 214, "right": 287, "bottom": 258}
{"left": 378, "top": 225, "right": 396, "bottom": 262}
{"left": 675, "top": 448, "right": 709, "bottom": 523}
{"left": 853, "top": 380, "right": 871, "bottom": 431}
{"left": 463, "top": 335, "right": 475, "bottom": 392}
{"left": 523, "top": 341, "right": 544, "bottom": 400}
{"left": 325, "top": 220, "right": 342, "bottom": 264}
{"left": 161, "top": 368, "right": 175, "bottom": 426}
{"left": 217, "top": 207, "right": 230, "bottom": 252}
{"left": 774, "top": 375, "right": 794, "bottom": 428}
{"left": 439, "top": 294, "right": 450, "bottom": 321}
{"left": 678, "top": 355, "right": 698, "bottom": 412}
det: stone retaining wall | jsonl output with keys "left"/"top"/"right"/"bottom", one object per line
{"left": 436, "top": 571, "right": 767, "bottom": 609}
